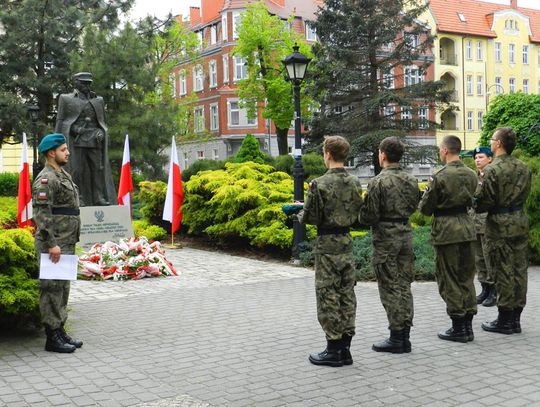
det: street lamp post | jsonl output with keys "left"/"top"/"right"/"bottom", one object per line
{"left": 27, "top": 105, "right": 41, "bottom": 178}
{"left": 282, "top": 44, "right": 311, "bottom": 259}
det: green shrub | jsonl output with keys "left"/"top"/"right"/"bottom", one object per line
{"left": 302, "top": 153, "right": 327, "bottom": 182}
{"left": 274, "top": 155, "right": 294, "bottom": 174}
{"left": 137, "top": 181, "right": 168, "bottom": 227}
{"left": 0, "top": 172, "right": 19, "bottom": 197}
{"left": 133, "top": 220, "right": 167, "bottom": 241}
{"left": 0, "top": 228, "right": 40, "bottom": 328}
{"left": 0, "top": 197, "right": 18, "bottom": 229}
{"left": 181, "top": 159, "right": 226, "bottom": 182}
{"left": 522, "top": 155, "right": 540, "bottom": 262}
{"left": 234, "top": 134, "right": 266, "bottom": 164}
{"left": 410, "top": 210, "right": 433, "bottom": 227}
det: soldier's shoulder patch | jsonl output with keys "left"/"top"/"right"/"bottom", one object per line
{"left": 41, "top": 178, "right": 48, "bottom": 184}
{"left": 37, "top": 191, "right": 48, "bottom": 200}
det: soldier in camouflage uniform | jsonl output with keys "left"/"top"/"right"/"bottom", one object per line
{"left": 475, "top": 127, "right": 532, "bottom": 334}
{"left": 359, "top": 137, "right": 419, "bottom": 354}
{"left": 297, "top": 136, "right": 363, "bottom": 367}
{"left": 419, "top": 135, "right": 478, "bottom": 343}
{"left": 471, "top": 147, "right": 496, "bottom": 307}
{"left": 32, "top": 133, "right": 83, "bottom": 353}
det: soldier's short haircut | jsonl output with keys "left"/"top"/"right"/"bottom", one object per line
{"left": 441, "top": 135, "right": 462, "bottom": 154}
{"left": 323, "top": 135, "right": 350, "bottom": 163}
{"left": 379, "top": 137, "right": 405, "bottom": 163}
{"left": 494, "top": 127, "right": 516, "bottom": 154}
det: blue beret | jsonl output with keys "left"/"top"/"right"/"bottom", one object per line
{"left": 38, "top": 133, "right": 67, "bottom": 154}
{"left": 473, "top": 146, "right": 493, "bottom": 158}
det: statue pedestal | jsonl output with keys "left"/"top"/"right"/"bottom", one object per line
{"left": 79, "top": 205, "right": 134, "bottom": 251}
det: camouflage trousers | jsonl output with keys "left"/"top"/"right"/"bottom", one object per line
{"left": 434, "top": 242, "right": 477, "bottom": 318}
{"left": 315, "top": 251, "right": 357, "bottom": 341}
{"left": 486, "top": 235, "right": 528, "bottom": 310}
{"left": 36, "top": 242, "right": 74, "bottom": 330}
{"left": 473, "top": 234, "right": 494, "bottom": 284}
{"left": 372, "top": 237, "right": 414, "bottom": 331}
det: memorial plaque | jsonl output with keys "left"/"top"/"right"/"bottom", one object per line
{"left": 79, "top": 205, "right": 134, "bottom": 251}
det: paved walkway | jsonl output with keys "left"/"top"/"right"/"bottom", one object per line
{"left": 1, "top": 247, "right": 540, "bottom": 407}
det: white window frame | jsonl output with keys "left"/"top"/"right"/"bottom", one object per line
{"left": 233, "top": 56, "right": 247, "bottom": 81}
{"left": 405, "top": 33, "right": 419, "bottom": 49}
{"left": 495, "top": 77, "right": 502, "bottom": 94}
{"left": 419, "top": 107, "right": 428, "bottom": 129}
{"left": 179, "top": 71, "right": 187, "bottom": 96}
{"left": 401, "top": 106, "right": 412, "bottom": 121}
{"left": 194, "top": 106, "right": 205, "bottom": 133}
{"left": 210, "top": 103, "right": 219, "bottom": 131}
{"left": 209, "top": 60, "right": 217, "bottom": 88}
{"left": 210, "top": 25, "right": 217, "bottom": 45}
{"left": 509, "top": 78, "right": 516, "bottom": 93}
{"left": 221, "top": 14, "right": 228, "bottom": 42}
{"left": 183, "top": 152, "right": 189, "bottom": 168}
{"left": 495, "top": 42, "right": 502, "bottom": 63}
{"left": 305, "top": 22, "right": 317, "bottom": 41}
{"left": 383, "top": 105, "right": 395, "bottom": 119}
{"left": 523, "top": 79, "right": 529, "bottom": 94}
{"left": 467, "top": 111, "right": 474, "bottom": 131}
{"left": 509, "top": 43, "right": 515, "bottom": 64}
{"left": 404, "top": 66, "right": 423, "bottom": 87}
{"left": 477, "top": 111, "right": 484, "bottom": 130}
{"left": 227, "top": 99, "right": 257, "bottom": 127}
{"left": 383, "top": 69, "right": 394, "bottom": 89}
{"left": 193, "top": 65, "right": 204, "bottom": 92}
{"left": 197, "top": 150, "right": 205, "bottom": 160}
{"left": 232, "top": 11, "right": 241, "bottom": 40}
{"left": 477, "top": 75, "right": 483, "bottom": 96}
{"left": 223, "top": 54, "right": 229, "bottom": 83}
{"left": 212, "top": 148, "right": 219, "bottom": 160}
{"left": 197, "top": 31, "right": 203, "bottom": 49}
{"left": 523, "top": 45, "right": 529, "bottom": 64}
{"left": 466, "top": 40, "right": 472, "bottom": 60}
{"left": 476, "top": 41, "right": 483, "bottom": 61}
{"left": 466, "top": 75, "right": 473, "bottom": 95}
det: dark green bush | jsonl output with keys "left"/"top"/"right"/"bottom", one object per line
{"left": 0, "top": 172, "right": 19, "bottom": 196}
{"left": 410, "top": 210, "right": 433, "bottom": 227}
{"left": 137, "top": 181, "right": 168, "bottom": 227}
{"left": 133, "top": 220, "right": 167, "bottom": 241}
{"left": 0, "top": 197, "right": 18, "bottom": 229}
{"left": 234, "top": 134, "right": 266, "bottom": 164}
{"left": 0, "top": 228, "right": 40, "bottom": 328}
{"left": 181, "top": 159, "right": 226, "bottom": 182}
{"left": 274, "top": 155, "right": 294, "bottom": 174}
{"left": 302, "top": 153, "right": 327, "bottom": 182}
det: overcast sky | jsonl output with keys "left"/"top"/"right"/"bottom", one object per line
{"left": 127, "top": 0, "right": 539, "bottom": 21}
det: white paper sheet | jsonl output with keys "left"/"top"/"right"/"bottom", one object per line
{"left": 39, "top": 254, "right": 79, "bottom": 280}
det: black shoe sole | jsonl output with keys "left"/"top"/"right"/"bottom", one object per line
{"left": 372, "top": 345, "right": 406, "bottom": 353}
{"left": 342, "top": 359, "right": 353, "bottom": 365}
{"left": 481, "top": 326, "right": 514, "bottom": 334}
{"left": 437, "top": 334, "right": 468, "bottom": 343}
{"left": 45, "top": 346, "right": 76, "bottom": 353}
{"left": 308, "top": 356, "right": 343, "bottom": 367}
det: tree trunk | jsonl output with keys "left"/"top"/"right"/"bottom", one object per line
{"left": 372, "top": 147, "right": 382, "bottom": 175}
{"left": 276, "top": 127, "right": 289, "bottom": 155}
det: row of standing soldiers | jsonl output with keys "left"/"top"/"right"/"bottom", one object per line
{"left": 295, "top": 129, "right": 532, "bottom": 367}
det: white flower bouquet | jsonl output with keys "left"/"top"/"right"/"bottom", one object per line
{"left": 79, "top": 236, "right": 178, "bottom": 281}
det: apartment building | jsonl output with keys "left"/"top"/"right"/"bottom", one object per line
{"left": 423, "top": 0, "right": 540, "bottom": 149}
{"left": 174, "top": 0, "right": 320, "bottom": 170}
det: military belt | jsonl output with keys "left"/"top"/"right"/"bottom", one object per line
{"left": 433, "top": 207, "right": 467, "bottom": 217}
{"left": 51, "top": 207, "right": 80, "bottom": 216}
{"left": 379, "top": 217, "right": 409, "bottom": 224}
{"left": 317, "top": 227, "right": 350, "bottom": 236}
{"left": 489, "top": 204, "right": 524, "bottom": 215}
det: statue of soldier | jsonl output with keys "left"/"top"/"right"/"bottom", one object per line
{"left": 55, "top": 72, "right": 116, "bottom": 206}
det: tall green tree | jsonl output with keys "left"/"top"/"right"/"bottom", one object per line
{"left": 479, "top": 93, "right": 540, "bottom": 156}
{"left": 0, "top": 0, "right": 133, "bottom": 145}
{"left": 71, "top": 18, "right": 200, "bottom": 179}
{"left": 233, "top": 1, "right": 313, "bottom": 155}
{"left": 308, "top": 0, "right": 450, "bottom": 174}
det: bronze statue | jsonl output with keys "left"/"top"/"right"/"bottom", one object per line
{"left": 55, "top": 72, "right": 116, "bottom": 206}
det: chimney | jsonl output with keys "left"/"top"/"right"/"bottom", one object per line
{"left": 189, "top": 7, "right": 201, "bottom": 27}
{"left": 510, "top": 0, "right": 517, "bottom": 8}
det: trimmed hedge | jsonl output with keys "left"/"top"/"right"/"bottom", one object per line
{"left": 0, "top": 197, "right": 18, "bottom": 229}
{"left": 0, "top": 172, "right": 19, "bottom": 197}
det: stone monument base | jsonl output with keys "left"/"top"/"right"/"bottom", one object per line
{"left": 79, "top": 205, "right": 134, "bottom": 251}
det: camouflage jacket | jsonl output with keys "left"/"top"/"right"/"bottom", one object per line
{"left": 418, "top": 160, "right": 477, "bottom": 245}
{"left": 297, "top": 168, "right": 363, "bottom": 254}
{"left": 32, "top": 164, "right": 81, "bottom": 250}
{"left": 473, "top": 211, "right": 488, "bottom": 235}
{"left": 474, "top": 154, "right": 531, "bottom": 239}
{"left": 359, "top": 163, "right": 419, "bottom": 242}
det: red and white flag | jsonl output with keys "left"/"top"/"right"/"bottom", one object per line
{"left": 117, "top": 134, "right": 133, "bottom": 211}
{"left": 17, "top": 133, "right": 32, "bottom": 227}
{"left": 162, "top": 136, "right": 184, "bottom": 234}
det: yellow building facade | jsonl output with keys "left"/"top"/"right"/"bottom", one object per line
{"left": 0, "top": 140, "right": 36, "bottom": 174}
{"left": 423, "top": 0, "right": 540, "bottom": 149}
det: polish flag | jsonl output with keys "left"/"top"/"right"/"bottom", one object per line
{"left": 117, "top": 134, "right": 133, "bottom": 212}
{"left": 162, "top": 136, "right": 184, "bottom": 234}
{"left": 17, "top": 133, "right": 32, "bottom": 227}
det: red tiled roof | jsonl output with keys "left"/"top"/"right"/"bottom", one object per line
{"left": 428, "top": 0, "right": 540, "bottom": 43}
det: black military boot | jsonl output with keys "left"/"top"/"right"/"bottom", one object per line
{"left": 438, "top": 318, "right": 468, "bottom": 343}
{"left": 45, "top": 328, "right": 76, "bottom": 353}
{"left": 372, "top": 330, "right": 405, "bottom": 353}
{"left": 403, "top": 326, "right": 412, "bottom": 353}
{"left": 464, "top": 314, "right": 474, "bottom": 342}
{"left": 513, "top": 307, "right": 523, "bottom": 334}
{"left": 482, "top": 285, "right": 497, "bottom": 307}
{"left": 60, "top": 325, "right": 83, "bottom": 348}
{"left": 476, "top": 283, "right": 490, "bottom": 304}
{"left": 341, "top": 334, "right": 353, "bottom": 365}
{"left": 481, "top": 309, "right": 514, "bottom": 334}
{"left": 309, "top": 340, "right": 343, "bottom": 367}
